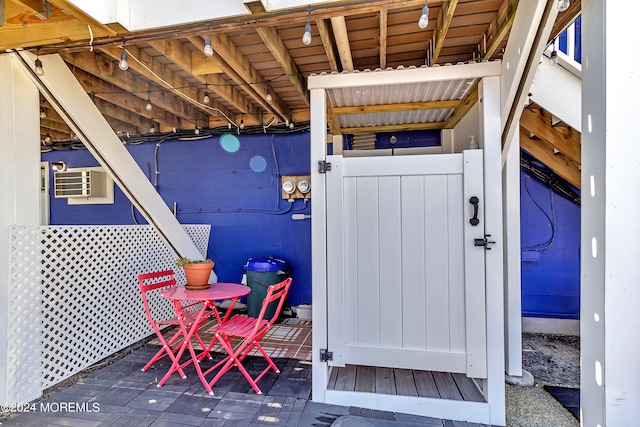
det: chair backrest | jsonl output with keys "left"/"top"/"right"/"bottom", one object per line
{"left": 137, "top": 270, "right": 177, "bottom": 324}
{"left": 255, "top": 277, "right": 292, "bottom": 328}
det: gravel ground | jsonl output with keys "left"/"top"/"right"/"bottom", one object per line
{"left": 506, "top": 332, "right": 580, "bottom": 427}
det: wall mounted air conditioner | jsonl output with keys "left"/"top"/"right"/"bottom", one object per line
{"left": 54, "top": 169, "right": 108, "bottom": 199}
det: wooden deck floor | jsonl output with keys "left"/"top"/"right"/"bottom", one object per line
{"left": 328, "top": 365, "right": 486, "bottom": 403}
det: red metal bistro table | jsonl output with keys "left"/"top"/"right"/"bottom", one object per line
{"left": 158, "top": 283, "right": 250, "bottom": 394}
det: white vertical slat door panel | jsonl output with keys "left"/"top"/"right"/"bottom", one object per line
{"left": 378, "top": 176, "right": 404, "bottom": 348}
{"left": 355, "top": 176, "right": 381, "bottom": 346}
{"left": 447, "top": 174, "right": 466, "bottom": 352}
{"left": 401, "top": 175, "right": 427, "bottom": 350}
{"left": 424, "top": 175, "right": 451, "bottom": 350}
{"left": 326, "top": 155, "right": 346, "bottom": 367}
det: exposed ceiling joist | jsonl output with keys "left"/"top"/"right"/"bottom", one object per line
{"left": 333, "top": 100, "right": 462, "bottom": 115}
{"left": 429, "top": 0, "right": 458, "bottom": 65}
{"left": 520, "top": 128, "right": 581, "bottom": 188}
{"left": 520, "top": 106, "right": 580, "bottom": 164}
{"left": 444, "top": 85, "right": 478, "bottom": 129}
{"left": 483, "top": 0, "right": 517, "bottom": 60}
{"left": 379, "top": 9, "right": 388, "bottom": 69}
{"left": 330, "top": 16, "right": 354, "bottom": 72}
{"left": 316, "top": 18, "right": 340, "bottom": 72}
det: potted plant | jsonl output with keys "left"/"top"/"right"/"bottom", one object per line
{"left": 176, "top": 257, "right": 214, "bottom": 289}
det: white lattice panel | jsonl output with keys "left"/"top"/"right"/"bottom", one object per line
{"left": 7, "top": 224, "right": 210, "bottom": 402}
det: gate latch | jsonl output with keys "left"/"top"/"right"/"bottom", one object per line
{"left": 320, "top": 348, "right": 333, "bottom": 362}
{"left": 474, "top": 234, "right": 496, "bottom": 250}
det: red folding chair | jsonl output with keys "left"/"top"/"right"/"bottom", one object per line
{"left": 137, "top": 270, "right": 212, "bottom": 376}
{"left": 203, "top": 277, "right": 292, "bottom": 394}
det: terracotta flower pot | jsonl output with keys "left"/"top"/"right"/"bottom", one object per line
{"left": 183, "top": 261, "right": 214, "bottom": 288}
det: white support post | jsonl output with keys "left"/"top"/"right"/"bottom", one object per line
{"left": 581, "top": 1, "right": 640, "bottom": 425}
{"left": 478, "top": 76, "right": 506, "bottom": 426}
{"left": 310, "top": 88, "right": 330, "bottom": 403}
{"left": 503, "top": 129, "right": 522, "bottom": 377}
{"left": 0, "top": 54, "right": 42, "bottom": 403}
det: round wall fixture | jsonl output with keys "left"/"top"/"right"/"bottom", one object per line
{"left": 297, "top": 179, "right": 311, "bottom": 194}
{"left": 282, "top": 179, "right": 296, "bottom": 194}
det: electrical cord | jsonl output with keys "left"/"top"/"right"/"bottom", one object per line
{"left": 522, "top": 174, "right": 557, "bottom": 253}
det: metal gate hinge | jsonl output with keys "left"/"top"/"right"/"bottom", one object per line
{"left": 320, "top": 348, "right": 333, "bottom": 362}
{"left": 318, "top": 160, "right": 332, "bottom": 173}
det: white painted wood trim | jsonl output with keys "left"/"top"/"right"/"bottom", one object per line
{"left": 310, "top": 88, "right": 331, "bottom": 402}
{"left": 324, "top": 390, "right": 491, "bottom": 425}
{"left": 341, "top": 153, "right": 463, "bottom": 177}
{"left": 345, "top": 346, "right": 467, "bottom": 373}
{"left": 479, "top": 76, "right": 506, "bottom": 425}
{"left": 463, "top": 149, "right": 487, "bottom": 379}
{"left": 503, "top": 130, "right": 523, "bottom": 377}
{"left": 0, "top": 54, "right": 42, "bottom": 404}
{"left": 308, "top": 61, "right": 502, "bottom": 90}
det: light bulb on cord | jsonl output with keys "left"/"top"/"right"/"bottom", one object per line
{"left": 418, "top": 4, "right": 429, "bottom": 29}
{"left": 149, "top": 124, "right": 155, "bottom": 133}
{"left": 240, "top": 118, "right": 245, "bottom": 130}
{"left": 302, "top": 10, "right": 312, "bottom": 45}
{"left": 34, "top": 58, "right": 44, "bottom": 76}
{"left": 557, "top": 0, "right": 570, "bottom": 12}
{"left": 194, "top": 126, "right": 200, "bottom": 135}
{"left": 40, "top": 108, "right": 46, "bottom": 119}
{"left": 550, "top": 48, "right": 558, "bottom": 65}
{"left": 203, "top": 36, "right": 214, "bottom": 57}
{"left": 266, "top": 89, "right": 272, "bottom": 102}
{"left": 203, "top": 92, "right": 210, "bottom": 104}
{"left": 145, "top": 98, "right": 152, "bottom": 111}
{"left": 119, "top": 50, "right": 128, "bottom": 71}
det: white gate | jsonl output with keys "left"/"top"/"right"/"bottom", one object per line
{"left": 327, "top": 150, "right": 487, "bottom": 378}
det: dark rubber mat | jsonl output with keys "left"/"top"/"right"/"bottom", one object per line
{"left": 544, "top": 385, "right": 580, "bottom": 419}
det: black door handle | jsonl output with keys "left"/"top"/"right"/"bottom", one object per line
{"left": 469, "top": 196, "right": 479, "bottom": 226}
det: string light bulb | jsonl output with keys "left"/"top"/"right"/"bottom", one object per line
{"left": 194, "top": 125, "right": 200, "bottom": 135}
{"left": 40, "top": 108, "right": 47, "bottom": 119}
{"left": 266, "top": 89, "right": 272, "bottom": 102}
{"left": 557, "top": 0, "right": 570, "bottom": 12}
{"left": 239, "top": 115, "right": 245, "bottom": 130}
{"left": 302, "top": 10, "right": 312, "bottom": 45}
{"left": 119, "top": 44, "right": 129, "bottom": 71}
{"left": 149, "top": 124, "right": 156, "bottom": 133}
{"left": 145, "top": 98, "right": 152, "bottom": 111}
{"left": 418, "top": 3, "right": 429, "bottom": 29}
{"left": 203, "top": 84, "right": 210, "bottom": 104}
{"left": 34, "top": 49, "right": 45, "bottom": 76}
{"left": 203, "top": 36, "right": 214, "bottom": 57}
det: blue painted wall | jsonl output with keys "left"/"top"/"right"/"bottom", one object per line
{"left": 520, "top": 167, "right": 581, "bottom": 319}
{"left": 42, "top": 132, "right": 312, "bottom": 306}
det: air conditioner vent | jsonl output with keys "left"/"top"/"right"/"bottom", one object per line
{"left": 54, "top": 170, "right": 107, "bottom": 198}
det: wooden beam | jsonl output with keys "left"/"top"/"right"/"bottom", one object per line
{"left": 0, "top": 7, "right": 112, "bottom": 50}
{"left": 379, "top": 9, "right": 388, "bottom": 69}
{"left": 316, "top": 18, "right": 340, "bottom": 72}
{"left": 47, "top": 0, "right": 118, "bottom": 36}
{"left": 342, "top": 121, "right": 446, "bottom": 134}
{"left": 484, "top": 0, "right": 517, "bottom": 60}
{"left": 190, "top": 51, "right": 223, "bottom": 75}
{"left": 255, "top": 25, "right": 309, "bottom": 106}
{"left": 330, "top": 16, "right": 354, "bottom": 72}
{"left": 98, "top": 46, "right": 216, "bottom": 125}
{"left": 333, "top": 100, "right": 462, "bottom": 115}
{"left": 430, "top": 0, "right": 458, "bottom": 65}
{"left": 550, "top": 0, "right": 581, "bottom": 42}
{"left": 520, "top": 107, "right": 581, "bottom": 164}
{"left": 92, "top": 97, "right": 154, "bottom": 132}
{"left": 210, "top": 32, "right": 291, "bottom": 121}
{"left": 326, "top": 94, "right": 341, "bottom": 135}
{"left": 41, "top": 118, "right": 73, "bottom": 134}
{"left": 520, "top": 128, "right": 581, "bottom": 188}
{"left": 61, "top": 55, "right": 185, "bottom": 130}
{"left": 185, "top": 36, "right": 261, "bottom": 121}
{"left": 11, "top": 0, "right": 43, "bottom": 14}
{"left": 444, "top": 85, "right": 478, "bottom": 128}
